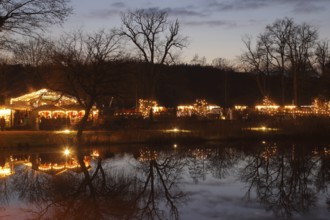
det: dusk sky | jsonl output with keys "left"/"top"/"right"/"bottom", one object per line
{"left": 56, "top": 0, "right": 330, "bottom": 63}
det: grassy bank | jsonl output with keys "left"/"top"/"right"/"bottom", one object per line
{"left": 1, "top": 117, "right": 330, "bottom": 148}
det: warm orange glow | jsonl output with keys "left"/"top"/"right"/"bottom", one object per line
{"left": 243, "top": 126, "right": 280, "bottom": 132}
{"left": 234, "top": 105, "right": 247, "bottom": 111}
{"left": 177, "top": 99, "right": 220, "bottom": 117}
{"left": 64, "top": 148, "right": 70, "bottom": 156}
{"left": 91, "top": 150, "right": 100, "bottom": 157}
{"left": 163, "top": 128, "right": 191, "bottom": 133}
{"left": 0, "top": 109, "right": 11, "bottom": 115}
{"left": 138, "top": 149, "right": 158, "bottom": 161}
{"left": 0, "top": 167, "right": 11, "bottom": 176}
{"left": 138, "top": 99, "right": 165, "bottom": 118}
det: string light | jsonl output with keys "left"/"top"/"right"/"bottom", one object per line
{"left": 177, "top": 99, "right": 220, "bottom": 117}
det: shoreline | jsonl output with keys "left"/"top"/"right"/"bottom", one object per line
{"left": 1, "top": 121, "right": 330, "bottom": 148}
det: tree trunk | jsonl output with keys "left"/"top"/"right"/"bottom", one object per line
{"left": 293, "top": 69, "right": 298, "bottom": 105}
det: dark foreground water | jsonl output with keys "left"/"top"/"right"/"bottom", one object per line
{"left": 0, "top": 140, "right": 329, "bottom": 220}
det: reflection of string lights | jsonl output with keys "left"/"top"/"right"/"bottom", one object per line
{"left": 244, "top": 126, "right": 280, "bottom": 132}
{"left": 0, "top": 165, "right": 12, "bottom": 177}
{"left": 138, "top": 149, "right": 158, "bottom": 161}
{"left": 312, "top": 147, "right": 330, "bottom": 156}
{"left": 38, "top": 162, "right": 80, "bottom": 171}
{"left": 261, "top": 146, "right": 278, "bottom": 159}
{"left": 189, "top": 148, "right": 211, "bottom": 160}
{"left": 64, "top": 148, "right": 70, "bottom": 156}
{"left": 91, "top": 150, "right": 100, "bottom": 157}
{"left": 324, "top": 148, "right": 330, "bottom": 155}
{"left": 55, "top": 129, "right": 73, "bottom": 134}
{"left": 162, "top": 128, "right": 191, "bottom": 133}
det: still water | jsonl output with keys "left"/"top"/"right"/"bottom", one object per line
{"left": 0, "top": 141, "right": 329, "bottom": 220}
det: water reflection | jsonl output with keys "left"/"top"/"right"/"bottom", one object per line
{"left": 0, "top": 142, "right": 330, "bottom": 219}
{"left": 241, "top": 144, "right": 318, "bottom": 218}
{"left": 136, "top": 147, "right": 186, "bottom": 219}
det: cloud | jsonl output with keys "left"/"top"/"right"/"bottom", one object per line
{"left": 203, "top": 0, "right": 328, "bottom": 14}
{"left": 88, "top": 9, "right": 121, "bottom": 19}
{"left": 86, "top": 0, "right": 328, "bottom": 22}
{"left": 206, "top": 0, "right": 267, "bottom": 11}
{"left": 164, "top": 7, "right": 206, "bottom": 17}
{"left": 289, "top": 0, "right": 326, "bottom": 14}
{"left": 183, "top": 20, "right": 237, "bottom": 28}
{"left": 111, "top": 2, "right": 126, "bottom": 8}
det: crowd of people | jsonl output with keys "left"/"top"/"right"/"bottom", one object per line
{"left": 0, "top": 116, "right": 5, "bottom": 131}
{"left": 37, "top": 115, "right": 71, "bottom": 130}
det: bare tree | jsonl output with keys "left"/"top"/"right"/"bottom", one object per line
{"left": 0, "top": 55, "right": 11, "bottom": 103}
{"left": 212, "top": 57, "right": 233, "bottom": 71}
{"left": 315, "top": 40, "right": 330, "bottom": 95}
{"left": 286, "top": 22, "right": 318, "bottom": 105}
{"left": 48, "top": 30, "right": 122, "bottom": 145}
{"left": 241, "top": 145, "right": 318, "bottom": 219}
{"left": 190, "top": 53, "right": 207, "bottom": 66}
{"left": 315, "top": 40, "right": 330, "bottom": 76}
{"left": 117, "top": 9, "right": 188, "bottom": 99}
{"left": 212, "top": 57, "right": 234, "bottom": 107}
{"left": 133, "top": 150, "right": 186, "bottom": 220}
{"left": 0, "top": 0, "right": 72, "bottom": 43}
{"left": 265, "top": 18, "right": 293, "bottom": 104}
{"left": 240, "top": 18, "right": 319, "bottom": 105}
{"left": 240, "top": 35, "right": 272, "bottom": 97}
{"left": 11, "top": 38, "right": 52, "bottom": 66}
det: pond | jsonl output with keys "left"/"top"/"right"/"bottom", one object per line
{"left": 0, "top": 140, "right": 329, "bottom": 220}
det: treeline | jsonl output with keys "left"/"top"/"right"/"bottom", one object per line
{"left": 0, "top": 3, "right": 329, "bottom": 111}
{"left": 0, "top": 61, "right": 324, "bottom": 108}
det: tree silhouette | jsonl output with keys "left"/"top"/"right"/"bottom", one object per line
{"left": 0, "top": 0, "right": 72, "bottom": 45}
{"left": 117, "top": 8, "right": 187, "bottom": 99}
{"left": 240, "top": 18, "right": 319, "bottom": 105}
{"left": 47, "top": 30, "right": 122, "bottom": 147}
{"left": 132, "top": 149, "right": 187, "bottom": 220}
{"left": 7, "top": 147, "right": 187, "bottom": 220}
{"left": 241, "top": 144, "right": 318, "bottom": 218}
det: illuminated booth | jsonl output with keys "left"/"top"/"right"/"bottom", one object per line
{"left": 177, "top": 99, "right": 221, "bottom": 118}
{"left": 0, "top": 157, "right": 14, "bottom": 178}
{"left": 0, "top": 106, "right": 12, "bottom": 128}
{"left": 10, "top": 88, "right": 78, "bottom": 107}
{"left": 9, "top": 89, "right": 98, "bottom": 130}
{"left": 0, "top": 104, "right": 31, "bottom": 128}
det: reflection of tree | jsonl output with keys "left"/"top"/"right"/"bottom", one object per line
{"left": 315, "top": 149, "right": 330, "bottom": 211}
{"left": 8, "top": 148, "right": 186, "bottom": 220}
{"left": 12, "top": 166, "right": 51, "bottom": 204}
{"left": 241, "top": 144, "right": 318, "bottom": 218}
{"left": 5, "top": 144, "right": 330, "bottom": 219}
{"left": 133, "top": 149, "right": 186, "bottom": 220}
{"left": 11, "top": 149, "right": 135, "bottom": 220}
{"left": 0, "top": 156, "right": 12, "bottom": 204}
{"left": 208, "top": 147, "right": 239, "bottom": 179}
{"left": 187, "top": 148, "right": 210, "bottom": 183}
{"left": 186, "top": 146, "right": 239, "bottom": 182}
{"left": 0, "top": 178, "right": 10, "bottom": 204}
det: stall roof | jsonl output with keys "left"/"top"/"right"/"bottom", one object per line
{"left": 10, "top": 89, "right": 78, "bottom": 107}
{"left": 33, "top": 105, "right": 67, "bottom": 112}
{"left": 0, "top": 104, "right": 31, "bottom": 111}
